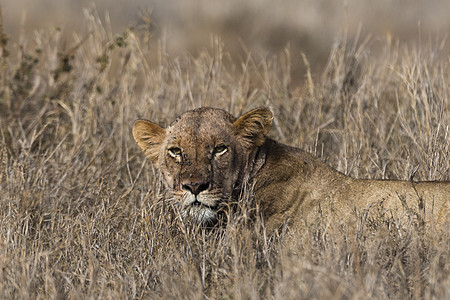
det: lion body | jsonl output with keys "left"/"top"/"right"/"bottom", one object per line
{"left": 254, "top": 138, "right": 449, "bottom": 235}
{"left": 133, "top": 107, "right": 449, "bottom": 238}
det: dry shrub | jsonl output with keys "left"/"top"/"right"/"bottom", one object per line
{"left": 0, "top": 8, "right": 449, "bottom": 299}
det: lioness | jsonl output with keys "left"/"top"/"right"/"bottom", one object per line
{"left": 133, "top": 107, "right": 449, "bottom": 237}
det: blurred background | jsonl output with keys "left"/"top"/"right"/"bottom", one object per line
{"left": 3, "top": 0, "right": 450, "bottom": 81}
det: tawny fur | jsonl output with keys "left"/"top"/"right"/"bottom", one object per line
{"left": 133, "top": 107, "right": 449, "bottom": 240}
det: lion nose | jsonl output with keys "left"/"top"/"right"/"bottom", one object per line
{"left": 182, "top": 181, "right": 210, "bottom": 195}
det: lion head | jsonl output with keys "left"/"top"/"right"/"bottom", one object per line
{"left": 132, "top": 107, "right": 273, "bottom": 224}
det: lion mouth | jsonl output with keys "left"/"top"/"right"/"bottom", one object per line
{"left": 182, "top": 192, "right": 219, "bottom": 210}
{"left": 190, "top": 199, "right": 217, "bottom": 210}
{"left": 178, "top": 192, "right": 224, "bottom": 224}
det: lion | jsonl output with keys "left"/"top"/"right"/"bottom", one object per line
{"left": 133, "top": 107, "right": 449, "bottom": 238}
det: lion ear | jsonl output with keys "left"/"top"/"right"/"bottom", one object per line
{"left": 132, "top": 119, "right": 166, "bottom": 163}
{"left": 233, "top": 107, "right": 273, "bottom": 147}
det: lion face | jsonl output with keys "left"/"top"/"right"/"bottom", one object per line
{"left": 133, "top": 107, "right": 273, "bottom": 224}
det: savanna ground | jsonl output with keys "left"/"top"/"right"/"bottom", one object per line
{"left": 0, "top": 1, "right": 449, "bottom": 299}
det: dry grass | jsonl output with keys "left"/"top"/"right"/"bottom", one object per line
{"left": 0, "top": 6, "right": 449, "bottom": 299}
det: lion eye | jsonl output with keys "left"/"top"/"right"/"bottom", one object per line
{"left": 213, "top": 145, "right": 228, "bottom": 156}
{"left": 168, "top": 147, "right": 182, "bottom": 157}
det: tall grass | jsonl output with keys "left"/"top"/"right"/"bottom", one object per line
{"left": 0, "top": 8, "right": 449, "bottom": 299}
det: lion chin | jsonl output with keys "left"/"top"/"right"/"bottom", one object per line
{"left": 181, "top": 205, "right": 217, "bottom": 225}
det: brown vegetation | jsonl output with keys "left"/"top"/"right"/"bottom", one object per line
{"left": 0, "top": 5, "right": 449, "bottom": 299}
